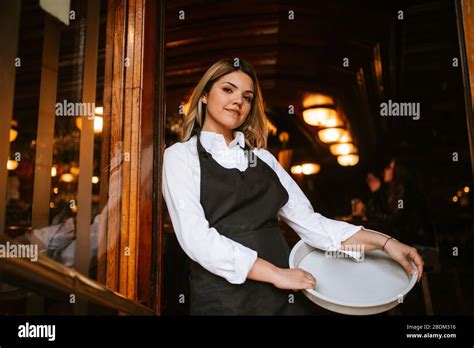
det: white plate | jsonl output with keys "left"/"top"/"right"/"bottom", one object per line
{"left": 289, "top": 239, "right": 418, "bottom": 315}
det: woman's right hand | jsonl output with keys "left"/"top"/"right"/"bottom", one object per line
{"left": 271, "top": 268, "right": 316, "bottom": 292}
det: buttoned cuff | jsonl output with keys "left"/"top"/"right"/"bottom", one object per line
{"left": 228, "top": 244, "right": 258, "bottom": 284}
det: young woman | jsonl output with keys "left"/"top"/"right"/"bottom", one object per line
{"left": 162, "top": 58, "right": 424, "bottom": 315}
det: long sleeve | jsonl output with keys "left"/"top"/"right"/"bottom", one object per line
{"left": 162, "top": 143, "right": 258, "bottom": 284}
{"left": 257, "top": 149, "right": 365, "bottom": 261}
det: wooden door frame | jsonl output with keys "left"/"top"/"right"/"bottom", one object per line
{"left": 456, "top": 0, "right": 474, "bottom": 179}
{"left": 100, "top": 0, "right": 165, "bottom": 313}
{"left": 144, "top": 0, "right": 166, "bottom": 314}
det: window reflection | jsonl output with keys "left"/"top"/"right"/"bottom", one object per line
{"left": 4, "top": 0, "right": 107, "bottom": 278}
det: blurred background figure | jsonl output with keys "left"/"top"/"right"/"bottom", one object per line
{"left": 363, "top": 157, "right": 435, "bottom": 248}
{"left": 347, "top": 198, "right": 368, "bottom": 225}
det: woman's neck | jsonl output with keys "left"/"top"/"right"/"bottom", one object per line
{"left": 201, "top": 124, "right": 234, "bottom": 146}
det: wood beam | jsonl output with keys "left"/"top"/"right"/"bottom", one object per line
{"left": 0, "top": 1, "right": 21, "bottom": 234}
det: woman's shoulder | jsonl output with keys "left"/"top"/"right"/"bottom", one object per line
{"left": 163, "top": 135, "right": 198, "bottom": 161}
{"left": 252, "top": 147, "right": 277, "bottom": 170}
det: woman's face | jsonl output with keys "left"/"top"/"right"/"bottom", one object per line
{"left": 202, "top": 71, "right": 255, "bottom": 130}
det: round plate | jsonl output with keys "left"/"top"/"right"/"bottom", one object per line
{"left": 289, "top": 239, "right": 418, "bottom": 315}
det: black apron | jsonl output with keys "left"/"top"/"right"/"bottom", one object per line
{"left": 189, "top": 129, "right": 313, "bottom": 315}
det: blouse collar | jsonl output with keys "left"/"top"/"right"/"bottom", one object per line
{"left": 200, "top": 130, "right": 245, "bottom": 150}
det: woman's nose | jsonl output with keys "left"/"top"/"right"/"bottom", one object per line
{"left": 233, "top": 95, "right": 243, "bottom": 106}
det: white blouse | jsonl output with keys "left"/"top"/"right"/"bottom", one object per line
{"left": 162, "top": 130, "right": 364, "bottom": 285}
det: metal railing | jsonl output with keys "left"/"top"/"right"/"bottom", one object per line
{"left": 0, "top": 234, "right": 154, "bottom": 315}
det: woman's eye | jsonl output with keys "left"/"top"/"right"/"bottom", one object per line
{"left": 223, "top": 87, "right": 251, "bottom": 102}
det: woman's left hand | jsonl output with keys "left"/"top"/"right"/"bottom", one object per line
{"left": 382, "top": 238, "right": 424, "bottom": 282}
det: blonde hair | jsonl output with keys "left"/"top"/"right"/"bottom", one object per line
{"left": 180, "top": 58, "right": 269, "bottom": 149}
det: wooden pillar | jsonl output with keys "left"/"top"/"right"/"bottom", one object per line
{"left": 31, "top": 15, "right": 61, "bottom": 230}
{"left": 149, "top": 0, "right": 166, "bottom": 315}
{"left": 27, "top": 12, "right": 62, "bottom": 316}
{"left": 97, "top": 0, "right": 117, "bottom": 286}
{"left": 75, "top": 0, "right": 101, "bottom": 279}
{"left": 0, "top": 1, "right": 21, "bottom": 234}
{"left": 120, "top": 0, "right": 143, "bottom": 300}
{"left": 103, "top": 0, "right": 126, "bottom": 294}
{"left": 137, "top": 0, "right": 156, "bottom": 308}
{"left": 71, "top": 0, "right": 101, "bottom": 317}
{"left": 101, "top": 0, "right": 162, "bottom": 309}
{"left": 456, "top": 0, "right": 474, "bottom": 178}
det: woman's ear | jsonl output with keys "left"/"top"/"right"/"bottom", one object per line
{"left": 201, "top": 94, "right": 207, "bottom": 104}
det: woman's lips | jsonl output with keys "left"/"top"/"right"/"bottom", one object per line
{"left": 225, "top": 109, "right": 241, "bottom": 116}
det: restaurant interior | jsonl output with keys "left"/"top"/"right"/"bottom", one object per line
{"left": 0, "top": 0, "right": 473, "bottom": 316}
